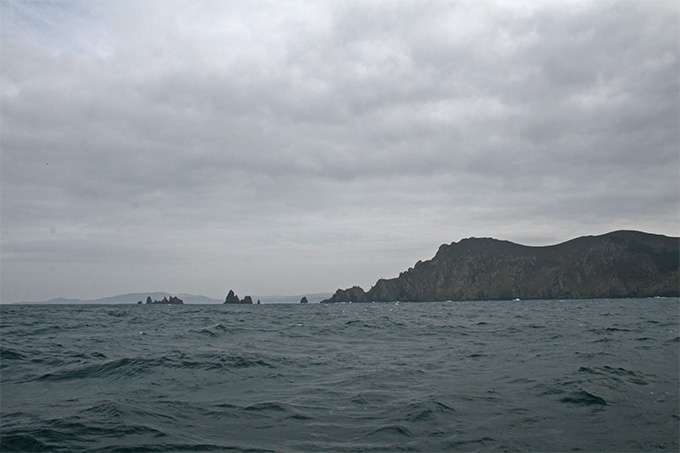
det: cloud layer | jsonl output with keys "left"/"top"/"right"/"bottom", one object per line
{"left": 2, "top": 0, "right": 678, "bottom": 302}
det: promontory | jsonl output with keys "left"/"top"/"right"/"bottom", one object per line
{"left": 321, "top": 230, "right": 679, "bottom": 303}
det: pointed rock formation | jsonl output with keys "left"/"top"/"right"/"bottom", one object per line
{"left": 224, "top": 290, "right": 241, "bottom": 304}
{"left": 224, "top": 290, "right": 254, "bottom": 304}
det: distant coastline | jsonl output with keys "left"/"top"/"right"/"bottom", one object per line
{"left": 7, "top": 293, "right": 333, "bottom": 305}
{"left": 7, "top": 230, "right": 679, "bottom": 306}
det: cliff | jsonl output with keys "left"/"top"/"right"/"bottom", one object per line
{"left": 321, "top": 231, "right": 679, "bottom": 302}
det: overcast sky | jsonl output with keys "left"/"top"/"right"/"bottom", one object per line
{"left": 2, "top": 0, "right": 678, "bottom": 302}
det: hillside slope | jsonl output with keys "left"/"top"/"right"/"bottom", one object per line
{"left": 322, "top": 231, "right": 679, "bottom": 302}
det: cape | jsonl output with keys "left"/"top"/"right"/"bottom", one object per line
{"left": 321, "top": 230, "right": 679, "bottom": 302}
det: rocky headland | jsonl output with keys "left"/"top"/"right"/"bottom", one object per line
{"left": 321, "top": 230, "right": 679, "bottom": 303}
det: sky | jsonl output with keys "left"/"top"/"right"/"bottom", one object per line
{"left": 1, "top": 0, "right": 678, "bottom": 303}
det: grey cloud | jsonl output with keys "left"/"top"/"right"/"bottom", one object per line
{"left": 1, "top": 0, "right": 678, "bottom": 302}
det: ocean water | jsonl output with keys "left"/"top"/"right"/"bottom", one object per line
{"left": 1, "top": 299, "right": 678, "bottom": 452}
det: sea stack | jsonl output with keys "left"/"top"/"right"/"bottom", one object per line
{"left": 224, "top": 290, "right": 254, "bottom": 304}
{"left": 224, "top": 290, "right": 240, "bottom": 304}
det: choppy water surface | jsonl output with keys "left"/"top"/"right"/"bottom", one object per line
{"left": 1, "top": 299, "right": 678, "bottom": 452}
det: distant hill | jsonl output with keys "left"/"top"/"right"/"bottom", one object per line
{"left": 322, "top": 231, "right": 679, "bottom": 302}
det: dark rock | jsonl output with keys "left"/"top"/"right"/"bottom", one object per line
{"left": 224, "top": 290, "right": 253, "bottom": 304}
{"left": 321, "top": 231, "right": 679, "bottom": 302}
{"left": 224, "top": 290, "right": 240, "bottom": 304}
{"left": 300, "top": 296, "right": 308, "bottom": 304}
{"left": 144, "top": 295, "right": 184, "bottom": 304}
{"left": 322, "top": 286, "right": 369, "bottom": 303}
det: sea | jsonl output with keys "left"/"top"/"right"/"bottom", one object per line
{"left": 1, "top": 298, "right": 678, "bottom": 452}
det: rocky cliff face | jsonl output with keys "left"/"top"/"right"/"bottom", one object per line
{"left": 322, "top": 231, "right": 679, "bottom": 302}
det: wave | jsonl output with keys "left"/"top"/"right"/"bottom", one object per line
{"left": 36, "top": 357, "right": 158, "bottom": 381}
{"left": 244, "top": 402, "right": 288, "bottom": 413}
{"left": 401, "top": 399, "right": 457, "bottom": 423}
{"left": 1, "top": 347, "right": 26, "bottom": 361}
{"left": 0, "top": 413, "right": 166, "bottom": 452}
{"left": 104, "top": 443, "right": 271, "bottom": 452}
{"left": 2, "top": 300, "right": 677, "bottom": 452}
{"left": 0, "top": 434, "right": 50, "bottom": 451}
{"left": 197, "top": 323, "right": 232, "bottom": 337}
{"left": 368, "top": 424, "right": 413, "bottom": 437}
{"left": 445, "top": 436, "right": 498, "bottom": 450}
{"left": 577, "top": 365, "right": 655, "bottom": 387}
{"left": 226, "top": 401, "right": 314, "bottom": 422}
{"left": 0, "top": 430, "right": 253, "bottom": 453}
{"left": 560, "top": 390, "right": 607, "bottom": 406}
{"left": 34, "top": 353, "right": 278, "bottom": 382}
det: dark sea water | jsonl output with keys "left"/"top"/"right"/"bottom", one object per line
{"left": 1, "top": 299, "right": 678, "bottom": 452}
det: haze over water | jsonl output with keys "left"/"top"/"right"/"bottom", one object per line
{"left": 1, "top": 298, "right": 677, "bottom": 451}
